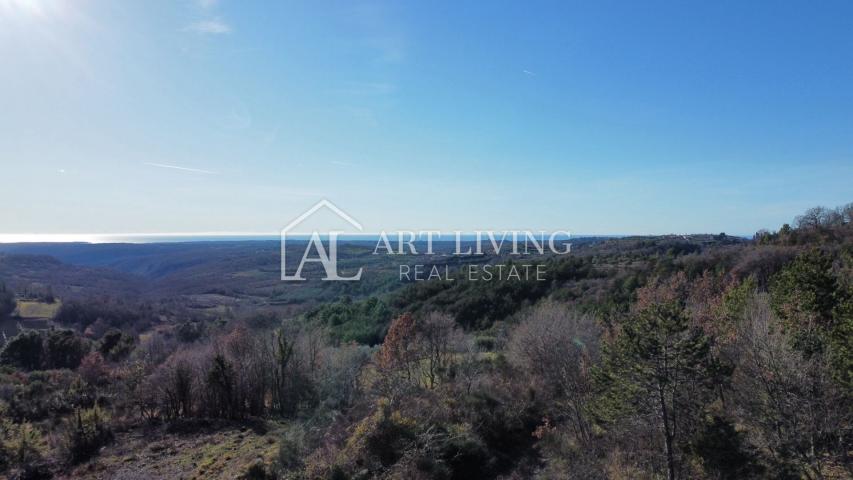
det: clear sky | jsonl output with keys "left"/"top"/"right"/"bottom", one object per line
{"left": 1, "top": 0, "right": 851, "bottom": 237}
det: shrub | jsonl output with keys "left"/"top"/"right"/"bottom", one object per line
{"left": 97, "top": 329, "right": 135, "bottom": 361}
{"left": 0, "top": 331, "right": 45, "bottom": 370}
{"left": 61, "top": 407, "right": 113, "bottom": 465}
{"left": 241, "top": 461, "right": 275, "bottom": 480}
{"left": 78, "top": 352, "right": 108, "bottom": 386}
{"left": 45, "top": 329, "right": 89, "bottom": 369}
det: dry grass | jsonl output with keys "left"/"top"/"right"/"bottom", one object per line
{"left": 62, "top": 422, "right": 280, "bottom": 480}
{"left": 15, "top": 300, "right": 61, "bottom": 319}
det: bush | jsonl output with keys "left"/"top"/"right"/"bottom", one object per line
{"left": 45, "top": 330, "right": 89, "bottom": 369}
{"left": 61, "top": 407, "right": 113, "bottom": 465}
{"left": 241, "top": 461, "right": 275, "bottom": 480}
{"left": 0, "top": 418, "right": 51, "bottom": 479}
{"left": 342, "top": 401, "right": 418, "bottom": 473}
{"left": 176, "top": 321, "right": 205, "bottom": 343}
{"left": 97, "top": 329, "right": 135, "bottom": 361}
{"left": 0, "top": 329, "right": 90, "bottom": 370}
{"left": 277, "top": 428, "right": 306, "bottom": 472}
{"left": 0, "top": 331, "right": 45, "bottom": 370}
{"left": 692, "top": 416, "right": 765, "bottom": 479}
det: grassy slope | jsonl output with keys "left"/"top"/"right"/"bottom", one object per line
{"left": 62, "top": 422, "right": 280, "bottom": 480}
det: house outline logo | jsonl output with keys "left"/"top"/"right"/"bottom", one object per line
{"left": 280, "top": 199, "right": 363, "bottom": 281}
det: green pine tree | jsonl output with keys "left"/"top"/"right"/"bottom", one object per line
{"left": 594, "top": 301, "right": 720, "bottom": 480}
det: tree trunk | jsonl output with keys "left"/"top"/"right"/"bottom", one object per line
{"left": 658, "top": 382, "right": 676, "bottom": 480}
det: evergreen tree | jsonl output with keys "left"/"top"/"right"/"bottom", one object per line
{"left": 0, "top": 282, "right": 15, "bottom": 318}
{"left": 595, "top": 301, "right": 720, "bottom": 480}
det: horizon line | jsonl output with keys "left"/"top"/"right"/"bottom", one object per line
{"left": 0, "top": 231, "right": 750, "bottom": 244}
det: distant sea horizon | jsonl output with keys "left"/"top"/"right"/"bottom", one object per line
{"left": 0, "top": 232, "right": 752, "bottom": 244}
{"left": 0, "top": 232, "right": 620, "bottom": 244}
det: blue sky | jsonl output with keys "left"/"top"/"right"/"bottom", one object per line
{"left": 1, "top": 0, "right": 851, "bottom": 237}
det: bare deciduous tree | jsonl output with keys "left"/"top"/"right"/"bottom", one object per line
{"left": 508, "top": 301, "right": 601, "bottom": 443}
{"left": 417, "top": 312, "right": 462, "bottom": 389}
{"left": 732, "top": 294, "right": 851, "bottom": 479}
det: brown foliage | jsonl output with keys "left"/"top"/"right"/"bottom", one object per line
{"left": 376, "top": 312, "right": 418, "bottom": 376}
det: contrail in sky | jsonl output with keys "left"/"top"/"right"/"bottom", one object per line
{"left": 144, "top": 162, "right": 219, "bottom": 175}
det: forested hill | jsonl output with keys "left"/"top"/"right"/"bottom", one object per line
{"left": 0, "top": 204, "right": 850, "bottom": 479}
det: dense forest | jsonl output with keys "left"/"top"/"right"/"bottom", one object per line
{"left": 0, "top": 203, "right": 851, "bottom": 479}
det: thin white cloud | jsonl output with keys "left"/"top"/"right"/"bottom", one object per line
{"left": 523, "top": 69, "right": 536, "bottom": 76}
{"left": 144, "top": 162, "right": 219, "bottom": 175}
{"left": 185, "top": 18, "right": 231, "bottom": 35}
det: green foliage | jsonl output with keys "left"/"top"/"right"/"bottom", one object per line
{"left": 0, "top": 331, "right": 45, "bottom": 370}
{"left": 594, "top": 301, "right": 721, "bottom": 479}
{"left": 462, "top": 391, "right": 540, "bottom": 475}
{"left": 0, "top": 369, "right": 82, "bottom": 422}
{"left": 276, "top": 426, "right": 307, "bottom": 472}
{"left": 0, "top": 418, "right": 47, "bottom": 475}
{"left": 438, "top": 428, "right": 491, "bottom": 480}
{"left": 721, "top": 276, "right": 756, "bottom": 322}
{"left": 0, "top": 204, "right": 849, "bottom": 478}
{"left": 829, "top": 294, "right": 853, "bottom": 389}
{"left": 306, "top": 296, "right": 391, "bottom": 345}
{"left": 241, "top": 461, "right": 276, "bottom": 480}
{"left": 771, "top": 249, "right": 838, "bottom": 328}
{"left": 596, "top": 301, "right": 717, "bottom": 415}
{"left": 392, "top": 261, "right": 556, "bottom": 330}
{"left": 176, "top": 320, "right": 206, "bottom": 343}
{"left": 45, "top": 329, "right": 89, "bottom": 369}
{"left": 770, "top": 248, "right": 853, "bottom": 386}
{"left": 61, "top": 407, "right": 113, "bottom": 465}
{"left": 692, "top": 416, "right": 765, "bottom": 479}
{"left": 0, "top": 329, "right": 89, "bottom": 371}
{"left": 97, "top": 329, "right": 135, "bottom": 361}
{"left": 344, "top": 401, "right": 417, "bottom": 471}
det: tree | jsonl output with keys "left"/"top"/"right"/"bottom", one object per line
{"left": 770, "top": 248, "right": 852, "bottom": 386}
{"left": 317, "top": 342, "right": 372, "bottom": 409}
{"left": 223, "top": 327, "right": 268, "bottom": 417}
{"left": 0, "top": 283, "right": 15, "bottom": 317}
{"left": 45, "top": 329, "right": 89, "bottom": 369}
{"left": 771, "top": 249, "right": 837, "bottom": 330}
{"left": 268, "top": 328, "right": 297, "bottom": 416}
{"left": 595, "top": 301, "right": 719, "bottom": 480}
{"left": 417, "top": 312, "right": 461, "bottom": 389}
{"left": 795, "top": 207, "right": 830, "bottom": 230}
{"left": 508, "top": 302, "right": 600, "bottom": 443}
{"left": 205, "top": 354, "right": 236, "bottom": 419}
{"left": 841, "top": 202, "right": 853, "bottom": 224}
{"left": 375, "top": 313, "right": 422, "bottom": 404}
{"left": 161, "top": 355, "right": 196, "bottom": 419}
{"left": 61, "top": 407, "right": 113, "bottom": 465}
{"left": 0, "top": 331, "right": 45, "bottom": 370}
{"left": 97, "top": 329, "right": 135, "bottom": 362}
{"left": 732, "top": 294, "right": 850, "bottom": 478}
{"left": 377, "top": 313, "right": 419, "bottom": 382}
